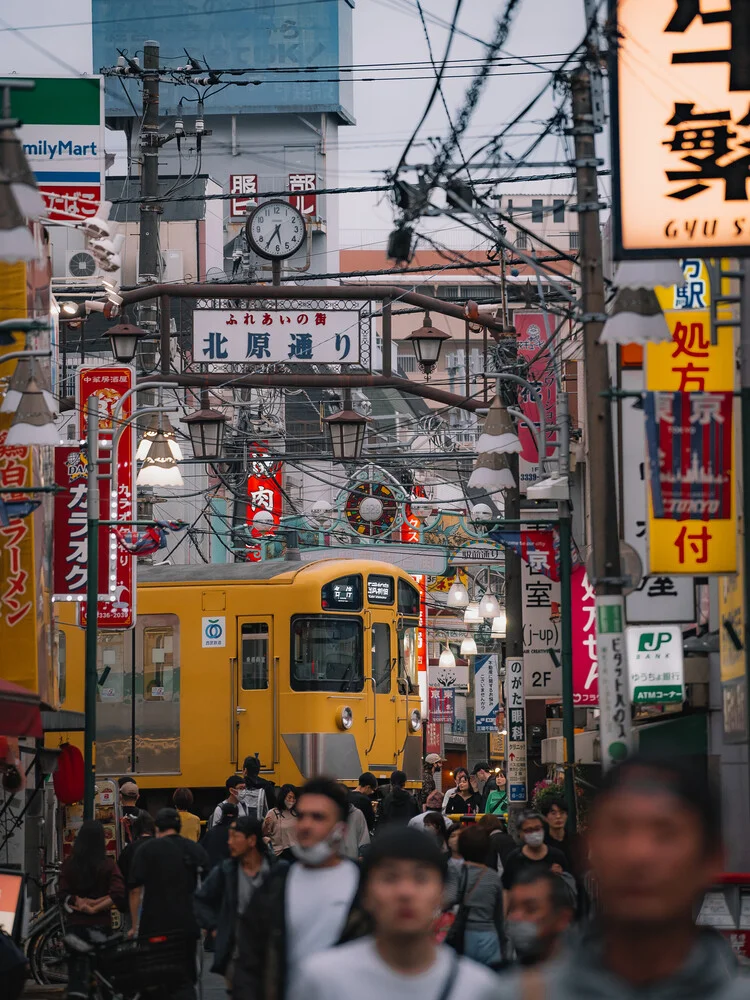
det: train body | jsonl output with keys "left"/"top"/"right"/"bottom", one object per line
{"left": 55, "top": 557, "right": 423, "bottom": 808}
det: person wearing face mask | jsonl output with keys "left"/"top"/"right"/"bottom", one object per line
{"left": 504, "top": 869, "right": 575, "bottom": 967}
{"left": 501, "top": 811, "right": 569, "bottom": 892}
{"left": 232, "top": 777, "right": 368, "bottom": 1000}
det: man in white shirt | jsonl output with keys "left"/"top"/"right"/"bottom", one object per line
{"left": 233, "top": 777, "right": 367, "bottom": 1000}
{"left": 297, "top": 826, "right": 499, "bottom": 1000}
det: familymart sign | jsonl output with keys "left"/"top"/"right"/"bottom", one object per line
{"left": 12, "top": 77, "right": 105, "bottom": 223}
{"left": 625, "top": 626, "right": 685, "bottom": 706}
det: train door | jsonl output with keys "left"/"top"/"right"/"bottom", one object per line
{"left": 235, "top": 617, "right": 275, "bottom": 772}
{"left": 365, "top": 617, "right": 398, "bottom": 770}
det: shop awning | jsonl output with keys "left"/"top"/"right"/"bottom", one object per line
{"left": 0, "top": 678, "right": 43, "bottom": 737}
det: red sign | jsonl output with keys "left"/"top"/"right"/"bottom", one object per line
{"left": 571, "top": 565, "right": 598, "bottom": 706}
{"left": 76, "top": 366, "right": 136, "bottom": 629}
{"left": 244, "top": 445, "right": 283, "bottom": 562}
{"left": 40, "top": 185, "right": 101, "bottom": 223}
{"left": 53, "top": 448, "right": 89, "bottom": 602}
{"left": 425, "top": 721, "right": 442, "bottom": 757}
{"left": 288, "top": 172, "right": 316, "bottom": 217}
{"left": 229, "top": 174, "right": 258, "bottom": 219}
{"left": 0, "top": 436, "right": 33, "bottom": 629}
{"left": 428, "top": 687, "right": 455, "bottom": 725}
{"left": 515, "top": 312, "right": 558, "bottom": 488}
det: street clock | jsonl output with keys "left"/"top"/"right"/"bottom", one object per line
{"left": 245, "top": 200, "right": 307, "bottom": 260}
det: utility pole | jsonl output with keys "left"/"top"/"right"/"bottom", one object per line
{"left": 571, "top": 66, "right": 633, "bottom": 767}
{"left": 138, "top": 40, "right": 161, "bottom": 329}
{"left": 84, "top": 397, "right": 100, "bottom": 820}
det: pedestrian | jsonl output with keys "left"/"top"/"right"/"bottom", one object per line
{"left": 239, "top": 755, "right": 275, "bottom": 819}
{"left": 203, "top": 801, "right": 240, "bottom": 869}
{"left": 410, "top": 789, "right": 452, "bottom": 831}
{"left": 441, "top": 771, "right": 460, "bottom": 811}
{"left": 117, "top": 809, "right": 155, "bottom": 887}
{"left": 379, "top": 769, "right": 420, "bottom": 826}
{"left": 471, "top": 763, "right": 498, "bottom": 811}
{"left": 195, "top": 816, "right": 272, "bottom": 987}
{"left": 422, "top": 811, "right": 450, "bottom": 854}
{"left": 233, "top": 777, "right": 368, "bottom": 1000}
{"left": 119, "top": 780, "right": 140, "bottom": 845}
{"left": 210, "top": 775, "right": 247, "bottom": 827}
{"left": 422, "top": 753, "right": 445, "bottom": 801}
{"left": 540, "top": 793, "right": 586, "bottom": 879}
{"left": 263, "top": 783, "right": 298, "bottom": 858}
{"left": 128, "top": 807, "right": 210, "bottom": 1000}
{"left": 349, "top": 772, "right": 378, "bottom": 832}
{"left": 444, "top": 769, "right": 482, "bottom": 816}
{"left": 173, "top": 787, "right": 201, "bottom": 842}
{"left": 477, "top": 814, "right": 516, "bottom": 875}
{"left": 483, "top": 772, "right": 508, "bottom": 817}
{"left": 342, "top": 800, "right": 371, "bottom": 860}
{"left": 501, "top": 810, "right": 569, "bottom": 891}
{"left": 59, "top": 820, "right": 126, "bottom": 1000}
{"left": 296, "top": 826, "right": 499, "bottom": 1000}
{"left": 495, "top": 754, "right": 748, "bottom": 998}
{"left": 445, "top": 825, "right": 504, "bottom": 967}
{"left": 504, "top": 869, "right": 575, "bottom": 967}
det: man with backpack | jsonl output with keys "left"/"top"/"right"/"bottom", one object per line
{"left": 239, "top": 755, "right": 276, "bottom": 819}
{"left": 378, "top": 770, "right": 419, "bottom": 826}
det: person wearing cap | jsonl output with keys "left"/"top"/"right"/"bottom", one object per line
{"left": 496, "top": 754, "right": 748, "bottom": 999}
{"left": 119, "top": 779, "right": 140, "bottom": 817}
{"left": 409, "top": 789, "right": 454, "bottom": 832}
{"left": 296, "top": 826, "right": 499, "bottom": 1000}
{"left": 128, "top": 807, "right": 210, "bottom": 1000}
{"left": 422, "top": 753, "right": 445, "bottom": 800}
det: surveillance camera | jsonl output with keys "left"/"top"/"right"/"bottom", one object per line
{"left": 526, "top": 474, "right": 570, "bottom": 501}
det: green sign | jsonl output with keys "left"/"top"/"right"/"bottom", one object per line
{"left": 626, "top": 625, "right": 685, "bottom": 706}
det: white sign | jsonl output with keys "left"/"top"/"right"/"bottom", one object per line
{"left": 474, "top": 654, "right": 500, "bottom": 732}
{"left": 229, "top": 173, "right": 258, "bottom": 218}
{"left": 427, "top": 664, "right": 469, "bottom": 692}
{"left": 522, "top": 557, "right": 561, "bottom": 697}
{"left": 193, "top": 309, "right": 362, "bottom": 364}
{"left": 505, "top": 657, "right": 527, "bottom": 803}
{"left": 202, "top": 616, "right": 226, "bottom": 648}
{"left": 626, "top": 625, "right": 685, "bottom": 706}
{"left": 621, "top": 369, "right": 694, "bottom": 622}
{"left": 596, "top": 597, "right": 634, "bottom": 769}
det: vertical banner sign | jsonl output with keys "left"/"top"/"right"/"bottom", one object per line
{"left": 244, "top": 446, "right": 283, "bottom": 562}
{"left": 77, "top": 366, "right": 136, "bottom": 629}
{"left": 514, "top": 312, "right": 557, "bottom": 493}
{"left": 474, "top": 654, "right": 500, "bottom": 732}
{"left": 620, "top": 368, "right": 694, "bottom": 622}
{"left": 288, "top": 173, "right": 317, "bottom": 217}
{"left": 505, "top": 657, "right": 527, "bottom": 803}
{"left": 646, "top": 259, "right": 736, "bottom": 574}
{"left": 719, "top": 527, "right": 747, "bottom": 742}
{"left": 521, "top": 553, "right": 562, "bottom": 698}
{"left": 571, "top": 566, "right": 599, "bottom": 706}
{"left": 612, "top": 1, "right": 750, "bottom": 256}
{"left": 52, "top": 448, "right": 89, "bottom": 601}
{"left": 425, "top": 721, "right": 442, "bottom": 757}
{"left": 229, "top": 174, "right": 258, "bottom": 219}
{"left": 428, "top": 687, "right": 455, "bottom": 725}
{"left": 625, "top": 626, "right": 685, "bottom": 705}
{"left": 596, "top": 597, "right": 633, "bottom": 769}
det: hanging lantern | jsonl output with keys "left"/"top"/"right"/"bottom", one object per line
{"left": 52, "top": 742, "right": 85, "bottom": 804}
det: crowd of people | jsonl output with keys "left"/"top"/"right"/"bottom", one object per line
{"left": 55, "top": 752, "right": 750, "bottom": 1000}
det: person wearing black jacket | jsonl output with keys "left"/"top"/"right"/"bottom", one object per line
{"left": 348, "top": 772, "right": 377, "bottom": 833}
{"left": 233, "top": 778, "right": 369, "bottom": 1000}
{"left": 378, "top": 770, "right": 419, "bottom": 826}
{"left": 202, "top": 801, "right": 239, "bottom": 869}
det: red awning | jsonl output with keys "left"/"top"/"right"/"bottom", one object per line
{"left": 0, "top": 678, "right": 43, "bottom": 738}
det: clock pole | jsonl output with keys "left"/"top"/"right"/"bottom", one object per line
{"left": 272, "top": 259, "right": 281, "bottom": 286}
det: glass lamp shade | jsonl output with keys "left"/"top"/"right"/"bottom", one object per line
{"left": 460, "top": 636, "right": 478, "bottom": 657}
{"left": 136, "top": 432, "right": 184, "bottom": 487}
{"left": 478, "top": 592, "right": 501, "bottom": 618}
{"left": 4, "top": 378, "right": 59, "bottom": 445}
{"left": 438, "top": 646, "right": 456, "bottom": 670}
{"left": 464, "top": 601, "right": 480, "bottom": 624}
{"left": 160, "top": 414, "right": 184, "bottom": 461}
{"left": 183, "top": 406, "right": 227, "bottom": 460}
{"left": 491, "top": 610, "right": 507, "bottom": 638}
{"left": 136, "top": 416, "right": 159, "bottom": 461}
{"left": 446, "top": 578, "right": 470, "bottom": 608}
{"left": 404, "top": 313, "right": 451, "bottom": 375}
{"left": 106, "top": 322, "right": 148, "bottom": 364}
{"left": 325, "top": 407, "right": 368, "bottom": 461}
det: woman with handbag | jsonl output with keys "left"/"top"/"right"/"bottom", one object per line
{"left": 443, "top": 826, "right": 504, "bottom": 967}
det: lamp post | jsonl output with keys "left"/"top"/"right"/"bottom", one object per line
{"left": 183, "top": 390, "right": 227, "bottom": 460}
{"left": 107, "top": 322, "right": 149, "bottom": 365}
{"left": 404, "top": 312, "right": 451, "bottom": 377}
{"left": 324, "top": 389, "right": 368, "bottom": 462}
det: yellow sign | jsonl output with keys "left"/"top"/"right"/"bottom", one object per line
{"left": 489, "top": 731, "right": 505, "bottom": 759}
{"left": 614, "top": 1, "right": 750, "bottom": 255}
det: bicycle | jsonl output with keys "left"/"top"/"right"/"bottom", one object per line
{"left": 25, "top": 865, "right": 69, "bottom": 985}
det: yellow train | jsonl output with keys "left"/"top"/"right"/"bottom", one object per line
{"left": 55, "top": 557, "right": 424, "bottom": 810}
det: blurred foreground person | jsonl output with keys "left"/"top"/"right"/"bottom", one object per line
{"left": 504, "top": 869, "right": 574, "bottom": 967}
{"left": 297, "top": 826, "right": 499, "bottom": 1000}
{"left": 445, "top": 826, "right": 504, "bottom": 966}
{"left": 233, "top": 777, "right": 368, "bottom": 1000}
{"left": 496, "top": 755, "right": 747, "bottom": 998}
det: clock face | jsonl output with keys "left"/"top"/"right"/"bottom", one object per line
{"left": 246, "top": 200, "right": 307, "bottom": 260}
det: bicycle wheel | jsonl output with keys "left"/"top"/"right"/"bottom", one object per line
{"left": 29, "top": 923, "right": 69, "bottom": 985}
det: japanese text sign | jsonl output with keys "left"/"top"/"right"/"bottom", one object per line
{"left": 428, "top": 687, "right": 455, "bottom": 725}
{"left": 288, "top": 173, "right": 317, "bottom": 217}
{"left": 0, "top": 435, "right": 34, "bottom": 633}
{"left": 76, "top": 366, "right": 136, "bottom": 629}
{"left": 474, "top": 654, "right": 500, "bottom": 732}
{"left": 229, "top": 174, "right": 258, "bottom": 219}
{"left": 505, "top": 657, "right": 527, "bottom": 803}
{"left": 612, "top": 0, "right": 750, "bottom": 256}
{"left": 244, "top": 445, "right": 282, "bottom": 562}
{"left": 53, "top": 448, "right": 89, "bottom": 601}
{"left": 596, "top": 596, "right": 634, "bottom": 767}
{"left": 625, "top": 625, "right": 685, "bottom": 705}
{"left": 193, "top": 309, "right": 361, "bottom": 365}
{"left": 571, "top": 565, "right": 599, "bottom": 706}
{"left": 514, "top": 312, "right": 557, "bottom": 492}
{"left": 521, "top": 527, "right": 561, "bottom": 698}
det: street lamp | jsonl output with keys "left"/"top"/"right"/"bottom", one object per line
{"left": 460, "top": 636, "right": 478, "bottom": 657}
{"left": 107, "top": 322, "right": 149, "bottom": 364}
{"left": 464, "top": 601, "right": 480, "bottom": 624}
{"left": 184, "top": 404, "right": 227, "bottom": 461}
{"left": 136, "top": 431, "right": 184, "bottom": 487}
{"left": 491, "top": 610, "right": 507, "bottom": 638}
{"left": 439, "top": 646, "right": 456, "bottom": 670}
{"left": 446, "top": 572, "right": 469, "bottom": 608}
{"left": 478, "top": 591, "right": 501, "bottom": 618}
{"left": 325, "top": 391, "right": 368, "bottom": 462}
{"left": 404, "top": 312, "right": 451, "bottom": 377}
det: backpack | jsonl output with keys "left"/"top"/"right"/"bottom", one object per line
{"left": 239, "top": 785, "right": 267, "bottom": 820}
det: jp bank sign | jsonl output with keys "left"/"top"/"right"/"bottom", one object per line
{"left": 637, "top": 631, "right": 675, "bottom": 653}
{"left": 625, "top": 625, "right": 685, "bottom": 706}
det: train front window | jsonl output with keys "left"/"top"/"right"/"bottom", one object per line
{"left": 242, "top": 623, "right": 269, "bottom": 690}
{"left": 398, "top": 623, "right": 419, "bottom": 692}
{"left": 291, "top": 616, "right": 363, "bottom": 692}
{"left": 398, "top": 579, "right": 420, "bottom": 617}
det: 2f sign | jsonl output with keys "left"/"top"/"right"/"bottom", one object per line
{"left": 202, "top": 616, "right": 226, "bottom": 648}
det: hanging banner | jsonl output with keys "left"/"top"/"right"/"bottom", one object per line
{"left": 521, "top": 548, "right": 562, "bottom": 698}
{"left": 76, "top": 366, "right": 136, "bottom": 629}
{"left": 505, "top": 657, "right": 527, "bottom": 803}
{"left": 611, "top": 0, "right": 750, "bottom": 257}
{"left": 596, "top": 596, "right": 633, "bottom": 769}
{"left": 474, "top": 654, "right": 500, "bottom": 732}
{"left": 514, "top": 312, "right": 557, "bottom": 493}
{"left": 52, "top": 448, "right": 89, "bottom": 602}
{"left": 428, "top": 687, "right": 455, "bottom": 725}
{"left": 620, "top": 368, "right": 695, "bottom": 623}
{"left": 571, "top": 565, "right": 599, "bottom": 706}
{"left": 244, "top": 445, "right": 283, "bottom": 562}
{"left": 625, "top": 625, "right": 685, "bottom": 705}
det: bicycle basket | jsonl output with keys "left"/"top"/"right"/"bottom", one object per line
{"left": 97, "top": 933, "right": 192, "bottom": 991}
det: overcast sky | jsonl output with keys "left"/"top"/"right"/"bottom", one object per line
{"left": 1, "top": 1, "right": 589, "bottom": 231}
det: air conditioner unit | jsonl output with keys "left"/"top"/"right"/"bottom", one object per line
{"left": 541, "top": 731, "right": 600, "bottom": 765}
{"left": 63, "top": 250, "right": 122, "bottom": 287}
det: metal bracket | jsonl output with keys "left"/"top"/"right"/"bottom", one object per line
{"left": 569, "top": 157, "right": 604, "bottom": 168}
{"left": 570, "top": 201, "right": 608, "bottom": 213}
{"left": 580, "top": 312, "right": 608, "bottom": 323}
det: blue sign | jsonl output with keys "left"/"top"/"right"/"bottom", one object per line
{"left": 509, "top": 783, "right": 528, "bottom": 803}
{"left": 474, "top": 653, "right": 500, "bottom": 732}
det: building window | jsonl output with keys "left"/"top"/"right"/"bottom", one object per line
{"left": 569, "top": 231, "right": 579, "bottom": 250}
{"left": 531, "top": 199, "right": 544, "bottom": 223}
{"left": 516, "top": 231, "right": 528, "bottom": 250}
{"left": 398, "top": 351, "right": 417, "bottom": 374}
{"left": 553, "top": 199, "right": 565, "bottom": 223}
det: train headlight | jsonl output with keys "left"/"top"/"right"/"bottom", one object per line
{"left": 336, "top": 706, "right": 354, "bottom": 731}
{"left": 409, "top": 709, "right": 422, "bottom": 732}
